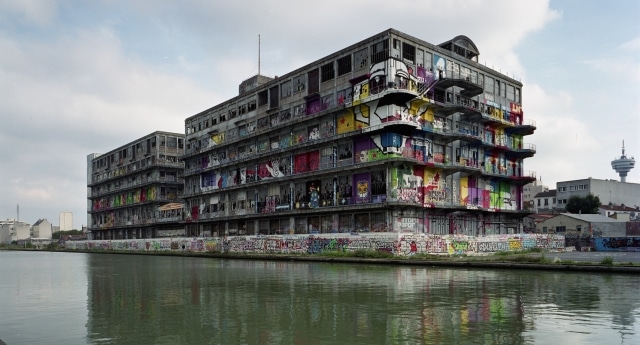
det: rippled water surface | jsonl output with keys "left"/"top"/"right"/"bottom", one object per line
{"left": 1, "top": 251, "right": 639, "bottom": 344}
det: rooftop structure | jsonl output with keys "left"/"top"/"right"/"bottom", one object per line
{"left": 611, "top": 141, "right": 635, "bottom": 182}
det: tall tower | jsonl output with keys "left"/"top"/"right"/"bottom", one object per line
{"left": 611, "top": 141, "right": 635, "bottom": 182}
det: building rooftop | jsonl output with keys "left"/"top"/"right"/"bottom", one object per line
{"left": 534, "top": 190, "right": 556, "bottom": 198}
{"left": 600, "top": 204, "right": 638, "bottom": 212}
{"left": 560, "top": 213, "right": 627, "bottom": 223}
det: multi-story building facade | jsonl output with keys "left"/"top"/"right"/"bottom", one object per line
{"left": 523, "top": 179, "right": 548, "bottom": 210}
{"left": 181, "top": 29, "right": 536, "bottom": 237}
{"left": 556, "top": 178, "right": 640, "bottom": 210}
{"left": 59, "top": 211, "right": 73, "bottom": 231}
{"left": 0, "top": 219, "right": 31, "bottom": 243}
{"left": 87, "top": 131, "right": 186, "bottom": 239}
{"left": 533, "top": 190, "right": 557, "bottom": 213}
{"left": 32, "top": 218, "right": 53, "bottom": 239}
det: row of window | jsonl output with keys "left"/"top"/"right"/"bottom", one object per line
{"left": 541, "top": 225, "right": 582, "bottom": 233}
{"left": 185, "top": 37, "right": 522, "bottom": 139}
{"left": 93, "top": 135, "right": 184, "bottom": 171}
{"left": 558, "top": 184, "right": 588, "bottom": 192}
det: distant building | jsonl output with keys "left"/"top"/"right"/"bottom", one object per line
{"left": 0, "top": 220, "right": 11, "bottom": 244}
{"left": 0, "top": 219, "right": 31, "bottom": 243}
{"left": 59, "top": 211, "right": 73, "bottom": 231}
{"left": 599, "top": 204, "right": 638, "bottom": 221}
{"left": 31, "top": 219, "right": 53, "bottom": 239}
{"left": 532, "top": 189, "right": 557, "bottom": 213}
{"left": 523, "top": 179, "right": 548, "bottom": 210}
{"left": 523, "top": 213, "right": 555, "bottom": 233}
{"left": 536, "top": 213, "right": 626, "bottom": 236}
{"left": 536, "top": 213, "right": 627, "bottom": 250}
{"left": 556, "top": 178, "right": 640, "bottom": 210}
{"left": 87, "top": 131, "right": 186, "bottom": 240}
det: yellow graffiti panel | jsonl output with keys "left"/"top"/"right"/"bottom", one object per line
{"left": 337, "top": 110, "right": 355, "bottom": 134}
{"left": 409, "top": 98, "right": 428, "bottom": 116}
{"left": 361, "top": 83, "right": 369, "bottom": 99}
{"left": 422, "top": 106, "right": 435, "bottom": 123}
{"left": 211, "top": 132, "right": 225, "bottom": 145}
{"left": 460, "top": 177, "right": 468, "bottom": 205}
{"left": 354, "top": 103, "right": 370, "bottom": 130}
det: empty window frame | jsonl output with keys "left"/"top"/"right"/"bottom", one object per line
{"left": 354, "top": 47, "right": 369, "bottom": 70}
{"left": 371, "top": 39, "right": 389, "bottom": 64}
{"left": 258, "top": 90, "right": 268, "bottom": 107}
{"left": 424, "top": 52, "right": 432, "bottom": 70}
{"left": 293, "top": 75, "right": 305, "bottom": 93}
{"left": 507, "top": 85, "right": 515, "bottom": 101}
{"left": 281, "top": 80, "right": 292, "bottom": 98}
{"left": 402, "top": 42, "right": 416, "bottom": 63}
{"left": 337, "top": 55, "right": 352, "bottom": 76}
{"left": 307, "top": 68, "right": 319, "bottom": 94}
{"left": 269, "top": 85, "right": 279, "bottom": 108}
{"left": 484, "top": 76, "right": 494, "bottom": 94}
{"left": 321, "top": 62, "right": 335, "bottom": 83}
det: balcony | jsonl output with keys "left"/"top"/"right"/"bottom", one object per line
{"left": 505, "top": 143, "right": 536, "bottom": 159}
{"left": 432, "top": 78, "right": 484, "bottom": 98}
{"left": 505, "top": 119, "right": 536, "bottom": 136}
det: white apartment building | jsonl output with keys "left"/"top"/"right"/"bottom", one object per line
{"left": 59, "top": 211, "right": 73, "bottom": 231}
{"left": 556, "top": 178, "right": 640, "bottom": 210}
{"left": 523, "top": 179, "right": 548, "bottom": 210}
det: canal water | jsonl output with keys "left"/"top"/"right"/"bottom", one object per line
{"left": 1, "top": 251, "right": 639, "bottom": 345}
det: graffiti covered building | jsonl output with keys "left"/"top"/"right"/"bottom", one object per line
{"left": 88, "top": 132, "right": 186, "bottom": 239}
{"left": 182, "top": 29, "right": 536, "bottom": 237}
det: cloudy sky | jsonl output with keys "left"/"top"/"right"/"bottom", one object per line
{"left": 0, "top": 0, "right": 638, "bottom": 228}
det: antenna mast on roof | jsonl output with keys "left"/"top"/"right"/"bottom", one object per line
{"left": 258, "top": 34, "right": 261, "bottom": 76}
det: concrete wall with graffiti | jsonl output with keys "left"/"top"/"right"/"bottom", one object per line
{"left": 593, "top": 237, "right": 640, "bottom": 252}
{"left": 66, "top": 233, "right": 565, "bottom": 256}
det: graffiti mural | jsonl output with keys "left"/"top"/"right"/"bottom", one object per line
{"left": 390, "top": 165, "right": 423, "bottom": 203}
{"left": 337, "top": 58, "right": 424, "bottom": 135}
{"left": 423, "top": 168, "right": 446, "bottom": 206}
{"left": 67, "top": 233, "right": 567, "bottom": 256}
{"left": 594, "top": 237, "right": 640, "bottom": 251}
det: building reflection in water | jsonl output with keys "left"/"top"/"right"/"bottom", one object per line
{"left": 85, "top": 255, "right": 640, "bottom": 344}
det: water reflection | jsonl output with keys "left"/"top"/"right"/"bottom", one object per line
{"left": 84, "top": 254, "right": 640, "bottom": 344}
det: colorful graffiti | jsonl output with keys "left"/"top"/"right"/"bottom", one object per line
{"left": 594, "top": 237, "right": 640, "bottom": 251}
{"left": 93, "top": 186, "right": 157, "bottom": 211}
{"left": 67, "top": 233, "right": 566, "bottom": 256}
{"left": 338, "top": 58, "right": 424, "bottom": 135}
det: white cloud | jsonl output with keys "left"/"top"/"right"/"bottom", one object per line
{"left": 0, "top": 0, "right": 636, "bottom": 226}
{"left": 0, "top": 0, "right": 59, "bottom": 26}
{"left": 619, "top": 36, "right": 640, "bottom": 52}
{"left": 525, "top": 84, "right": 602, "bottom": 184}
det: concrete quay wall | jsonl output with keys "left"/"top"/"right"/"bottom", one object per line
{"left": 65, "top": 233, "right": 565, "bottom": 256}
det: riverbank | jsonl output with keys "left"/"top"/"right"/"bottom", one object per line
{"left": 5, "top": 247, "right": 638, "bottom": 274}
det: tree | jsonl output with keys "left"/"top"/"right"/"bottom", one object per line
{"left": 52, "top": 230, "right": 82, "bottom": 240}
{"left": 566, "top": 194, "right": 601, "bottom": 214}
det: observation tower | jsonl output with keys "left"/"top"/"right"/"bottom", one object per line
{"left": 611, "top": 141, "right": 635, "bottom": 182}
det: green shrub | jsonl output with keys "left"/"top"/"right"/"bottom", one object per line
{"left": 600, "top": 256, "right": 614, "bottom": 265}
